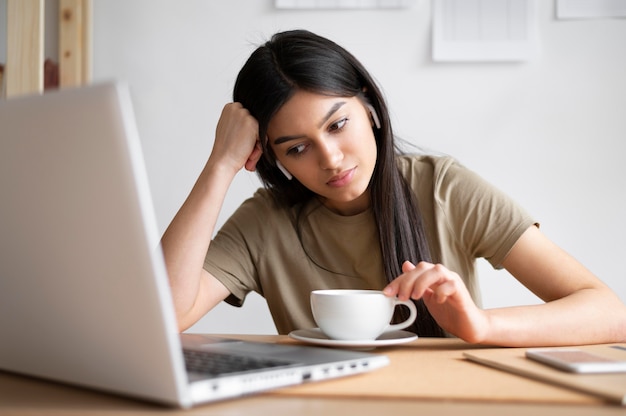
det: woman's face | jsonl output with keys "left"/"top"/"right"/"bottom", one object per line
{"left": 267, "top": 90, "right": 378, "bottom": 216}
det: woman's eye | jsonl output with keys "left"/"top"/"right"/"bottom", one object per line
{"left": 329, "top": 118, "right": 348, "bottom": 132}
{"left": 286, "top": 143, "right": 307, "bottom": 156}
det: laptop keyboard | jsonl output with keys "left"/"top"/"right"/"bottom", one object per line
{"left": 183, "top": 349, "right": 295, "bottom": 377}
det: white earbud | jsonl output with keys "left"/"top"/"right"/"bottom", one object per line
{"left": 276, "top": 160, "right": 293, "bottom": 180}
{"left": 366, "top": 103, "right": 381, "bottom": 130}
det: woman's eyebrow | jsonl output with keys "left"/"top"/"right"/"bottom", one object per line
{"left": 273, "top": 101, "right": 347, "bottom": 146}
{"left": 273, "top": 134, "right": 305, "bottom": 145}
{"left": 317, "top": 101, "right": 346, "bottom": 128}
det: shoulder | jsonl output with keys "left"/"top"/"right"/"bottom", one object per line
{"left": 396, "top": 153, "right": 468, "bottom": 191}
{"left": 239, "top": 187, "right": 276, "bottom": 211}
{"left": 396, "top": 152, "right": 460, "bottom": 174}
{"left": 396, "top": 152, "right": 528, "bottom": 224}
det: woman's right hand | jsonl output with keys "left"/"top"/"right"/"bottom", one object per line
{"left": 210, "top": 102, "right": 263, "bottom": 174}
{"left": 383, "top": 260, "right": 488, "bottom": 343}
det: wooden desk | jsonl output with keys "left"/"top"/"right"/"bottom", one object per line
{"left": 1, "top": 335, "right": 624, "bottom": 416}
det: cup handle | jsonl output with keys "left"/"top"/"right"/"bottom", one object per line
{"left": 385, "top": 299, "right": 417, "bottom": 333}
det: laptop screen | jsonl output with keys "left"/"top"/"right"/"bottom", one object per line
{"left": 0, "top": 83, "right": 190, "bottom": 405}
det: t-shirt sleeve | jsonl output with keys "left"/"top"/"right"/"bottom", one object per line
{"left": 433, "top": 157, "right": 537, "bottom": 269}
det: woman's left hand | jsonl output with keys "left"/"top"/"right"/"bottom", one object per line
{"left": 383, "top": 261, "right": 489, "bottom": 343}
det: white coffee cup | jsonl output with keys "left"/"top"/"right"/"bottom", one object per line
{"left": 310, "top": 289, "right": 417, "bottom": 341}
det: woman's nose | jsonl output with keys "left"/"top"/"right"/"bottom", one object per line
{"left": 317, "top": 139, "right": 343, "bottom": 170}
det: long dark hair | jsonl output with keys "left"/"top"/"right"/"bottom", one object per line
{"left": 233, "top": 30, "right": 444, "bottom": 337}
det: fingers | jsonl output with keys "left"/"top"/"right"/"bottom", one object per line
{"left": 216, "top": 103, "right": 257, "bottom": 139}
{"left": 428, "top": 279, "right": 459, "bottom": 304}
{"left": 384, "top": 261, "right": 430, "bottom": 300}
{"left": 402, "top": 260, "right": 416, "bottom": 273}
{"left": 384, "top": 261, "right": 462, "bottom": 302}
{"left": 213, "top": 103, "right": 261, "bottom": 172}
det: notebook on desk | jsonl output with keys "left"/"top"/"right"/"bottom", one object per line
{"left": 464, "top": 344, "right": 626, "bottom": 405}
{"left": 0, "top": 82, "right": 389, "bottom": 408}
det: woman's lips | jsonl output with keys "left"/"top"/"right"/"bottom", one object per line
{"left": 327, "top": 167, "right": 356, "bottom": 187}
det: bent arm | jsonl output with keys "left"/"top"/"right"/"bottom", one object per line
{"left": 385, "top": 226, "right": 626, "bottom": 346}
{"left": 161, "top": 103, "right": 262, "bottom": 331}
{"left": 486, "top": 225, "right": 626, "bottom": 346}
{"left": 161, "top": 162, "right": 236, "bottom": 332}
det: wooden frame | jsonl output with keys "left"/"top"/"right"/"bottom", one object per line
{"left": 3, "top": 0, "right": 91, "bottom": 99}
{"left": 5, "top": 0, "right": 44, "bottom": 97}
{"left": 59, "top": 0, "right": 91, "bottom": 88}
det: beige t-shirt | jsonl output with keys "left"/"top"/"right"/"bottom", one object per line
{"left": 204, "top": 155, "right": 535, "bottom": 334}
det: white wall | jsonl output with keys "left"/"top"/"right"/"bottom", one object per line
{"left": 12, "top": 0, "right": 625, "bottom": 334}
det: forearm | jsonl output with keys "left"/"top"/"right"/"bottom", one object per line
{"left": 481, "top": 287, "right": 626, "bottom": 347}
{"left": 160, "top": 159, "right": 237, "bottom": 319}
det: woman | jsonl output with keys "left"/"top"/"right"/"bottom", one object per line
{"left": 161, "top": 30, "right": 626, "bottom": 346}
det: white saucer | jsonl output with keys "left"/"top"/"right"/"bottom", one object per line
{"left": 288, "top": 328, "right": 417, "bottom": 348}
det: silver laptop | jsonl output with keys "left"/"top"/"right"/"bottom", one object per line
{"left": 0, "top": 82, "right": 389, "bottom": 408}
